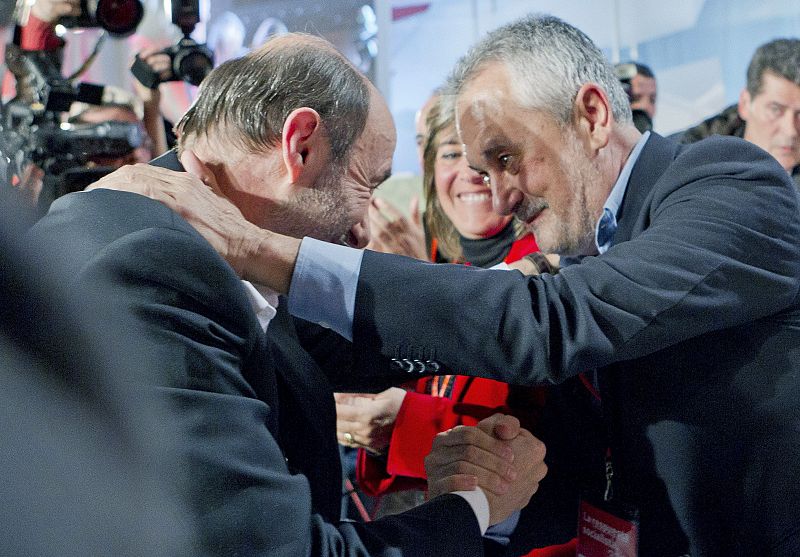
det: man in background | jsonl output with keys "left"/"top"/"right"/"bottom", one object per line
{"left": 615, "top": 61, "right": 657, "bottom": 132}
{"left": 679, "top": 38, "right": 800, "bottom": 186}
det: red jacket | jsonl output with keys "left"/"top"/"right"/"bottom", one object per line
{"left": 356, "top": 234, "right": 545, "bottom": 495}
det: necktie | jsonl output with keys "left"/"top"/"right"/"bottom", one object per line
{"left": 597, "top": 207, "right": 618, "bottom": 252}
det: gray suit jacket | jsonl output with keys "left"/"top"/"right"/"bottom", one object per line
{"left": 352, "top": 134, "right": 800, "bottom": 556}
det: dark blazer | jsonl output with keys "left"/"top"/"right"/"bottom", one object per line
{"left": 1, "top": 187, "right": 191, "bottom": 556}
{"left": 29, "top": 181, "right": 483, "bottom": 556}
{"left": 352, "top": 134, "right": 800, "bottom": 556}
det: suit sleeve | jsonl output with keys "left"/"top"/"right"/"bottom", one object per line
{"left": 81, "top": 225, "right": 483, "bottom": 557}
{"left": 352, "top": 140, "right": 800, "bottom": 386}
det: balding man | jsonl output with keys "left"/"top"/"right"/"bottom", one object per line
{"left": 31, "top": 33, "right": 545, "bottom": 556}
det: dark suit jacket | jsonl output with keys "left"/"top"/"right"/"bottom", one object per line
{"left": 29, "top": 180, "right": 483, "bottom": 556}
{"left": 2, "top": 187, "right": 191, "bottom": 556}
{"left": 352, "top": 134, "right": 800, "bottom": 556}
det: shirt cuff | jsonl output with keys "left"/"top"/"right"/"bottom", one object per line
{"left": 451, "top": 487, "right": 489, "bottom": 535}
{"left": 484, "top": 510, "right": 519, "bottom": 546}
{"left": 287, "top": 237, "right": 362, "bottom": 341}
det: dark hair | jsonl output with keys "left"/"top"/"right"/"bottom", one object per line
{"left": 633, "top": 62, "right": 654, "bottom": 79}
{"left": 177, "top": 33, "right": 370, "bottom": 163}
{"left": 746, "top": 38, "right": 800, "bottom": 96}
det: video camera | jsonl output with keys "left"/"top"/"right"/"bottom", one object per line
{"left": 2, "top": 43, "right": 144, "bottom": 200}
{"left": 59, "top": 0, "right": 144, "bottom": 37}
{"left": 131, "top": 0, "right": 213, "bottom": 88}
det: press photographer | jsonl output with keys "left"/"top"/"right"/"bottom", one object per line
{"left": 131, "top": 0, "right": 212, "bottom": 89}
{"left": 4, "top": 41, "right": 146, "bottom": 209}
{"left": 2, "top": 0, "right": 170, "bottom": 211}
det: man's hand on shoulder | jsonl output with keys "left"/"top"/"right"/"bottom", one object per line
{"left": 85, "top": 155, "right": 299, "bottom": 292}
{"left": 425, "top": 413, "right": 547, "bottom": 526}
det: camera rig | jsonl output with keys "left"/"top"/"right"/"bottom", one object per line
{"left": 2, "top": 43, "right": 144, "bottom": 200}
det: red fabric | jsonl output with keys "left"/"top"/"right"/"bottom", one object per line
{"left": 20, "top": 14, "right": 64, "bottom": 51}
{"left": 504, "top": 234, "right": 539, "bottom": 263}
{"left": 356, "top": 235, "right": 546, "bottom": 495}
{"left": 522, "top": 538, "right": 577, "bottom": 556}
{"left": 389, "top": 377, "right": 513, "bottom": 478}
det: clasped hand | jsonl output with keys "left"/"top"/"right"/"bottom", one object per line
{"left": 334, "top": 387, "right": 406, "bottom": 453}
{"left": 425, "top": 413, "right": 547, "bottom": 526}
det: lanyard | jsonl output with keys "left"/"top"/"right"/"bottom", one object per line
{"left": 579, "top": 372, "right": 615, "bottom": 502}
{"left": 429, "top": 375, "right": 454, "bottom": 398}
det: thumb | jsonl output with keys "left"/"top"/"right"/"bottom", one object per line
{"left": 409, "top": 195, "right": 421, "bottom": 225}
{"left": 478, "top": 413, "right": 520, "bottom": 441}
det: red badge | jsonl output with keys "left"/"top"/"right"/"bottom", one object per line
{"left": 577, "top": 498, "right": 639, "bottom": 557}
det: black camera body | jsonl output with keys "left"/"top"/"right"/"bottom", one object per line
{"left": 59, "top": 0, "right": 144, "bottom": 37}
{"left": 131, "top": 36, "right": 213, "bottom": 88}
{"left": 130, "top": 0, "right": 213, "bottom": 88}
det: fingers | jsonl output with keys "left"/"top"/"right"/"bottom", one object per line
{"left": 373, "top": 197, "right": 403, "bottom": 221}
{"left": 477, "top": 413, "right": 520, "bottom": 442}
{"left": 428, "top": 473, "right": 478, "bottom": 499}
{"left": 409, "top": 195, "right": 421, "bottom": 225}
{"left": 426, "top": 426, "right": 517, "bottom": 497}
{"left": 33, "top": 0, "right": 80, "bottom": 21}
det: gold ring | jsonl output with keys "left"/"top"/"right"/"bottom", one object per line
{"left": 344, "top": 432, "right": 355, "bottom": 445}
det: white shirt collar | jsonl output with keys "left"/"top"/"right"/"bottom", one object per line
{"left": 241, "top": 280, "right": 280, "bottom": 332}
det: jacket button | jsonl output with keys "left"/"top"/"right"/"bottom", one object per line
{"left": 426, "top": 360, "right": 440, "bottom": 372}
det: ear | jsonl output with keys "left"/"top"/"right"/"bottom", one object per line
{"left": 738, "top": 88, "right": 751, "bottom": 121}
{"left": 282, "top": 108, "right": 326, "bottom": 185}
{"left": 573, "top": 83, "right": 613, "bottom": 154}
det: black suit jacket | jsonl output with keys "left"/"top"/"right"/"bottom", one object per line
{"left": 29, "top": 177, "right": 483, "bottom": 555}
{"left": 352, "top": 134, "right": 800, "bottom": 556}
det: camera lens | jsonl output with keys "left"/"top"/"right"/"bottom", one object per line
{"left": 92, "top": 0, "right": 144, "bottom": 36}
{"left": 175, "top": 49, "right": 213, "bottom": 87}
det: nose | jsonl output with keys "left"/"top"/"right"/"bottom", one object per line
{"left": 490, "top": 175, "right": 523, "bottom": 216}
{"left": 459, "top": 159, "right": 484, "bottom": 185}
{"left": 780, "top": 110, "right": 800, "bottom": 139}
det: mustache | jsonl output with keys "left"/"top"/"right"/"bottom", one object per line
{"left": 514, "top": 199, "right": 548, "bottom": 222}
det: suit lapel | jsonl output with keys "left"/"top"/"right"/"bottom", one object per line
{"left": 613, "top": 133, "right": 681, "bottom": 245}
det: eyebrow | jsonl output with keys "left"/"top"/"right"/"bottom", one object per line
{"left": 481, "top": 142, "right": 509, "bottom": 162}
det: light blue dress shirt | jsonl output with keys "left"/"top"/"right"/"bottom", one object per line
{"left": 595, "top": 131, "right": 650, "bottom": 254}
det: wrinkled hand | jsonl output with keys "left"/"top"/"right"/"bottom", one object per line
{"left": 506, "top": 252, "right": 560, "bottom": 275}
{"left": 366, "top": 197, "right": 428, "bottom": 260}
{"left": 334, "top": 387, "right": 406, "bottom": 454}
{"left": 31, "top": 0, "right": 79, "bottom": 22}
{"left": 425, "top": 414, "right": 547, "bottom": 525}
{"left": 85, "top": 152, "right": 268, "bottom": 281}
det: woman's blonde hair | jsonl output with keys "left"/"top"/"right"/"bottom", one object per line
{"left": 422, "top": 95, "right": 524, "bottom": 262}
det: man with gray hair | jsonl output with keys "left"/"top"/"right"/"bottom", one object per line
{"left": 30, "top": 32, "right": 547, "bottom": 557}
{"left": 680, "top": 38, "right": 800, "bottom": 186}
{"left": 115, "top": 13, "right": 800, "bottom": 555}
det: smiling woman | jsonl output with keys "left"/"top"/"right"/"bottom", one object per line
{"left": 422, "top": 96, "right": 527, "bottom": 263}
